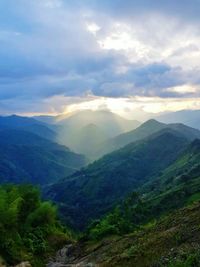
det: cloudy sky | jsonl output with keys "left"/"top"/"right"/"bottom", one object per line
{"left": 1, "top": 0, "right": 200, "bottom": 118}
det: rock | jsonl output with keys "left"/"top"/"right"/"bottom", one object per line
{"left": 47, "top": 244, "right": 97, "bottom": 267}
{"left": 46, "top": 262, "right": 70, "bottom": 267}
{"left": 55, "top": 244, "right": 81, "bottom": 264}
{"left": 56, "top": 244, "right": 74, "bottom": 263}
{"left": 14, "top": 262, "right": 31, "bottom": 267}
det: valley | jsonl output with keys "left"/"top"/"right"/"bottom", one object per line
{"left": 1, "top": 111, "right": 200, "bottom": 267}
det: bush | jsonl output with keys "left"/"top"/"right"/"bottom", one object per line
{"left": 0, "top": 184, "right": 71, "bottom": 266}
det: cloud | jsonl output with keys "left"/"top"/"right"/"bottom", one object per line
{"left": 0, "top": 0, "right": 200, "bottom": 115}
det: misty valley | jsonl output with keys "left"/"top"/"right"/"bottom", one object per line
{"left": 1, "top": 110, "right": 200, "bottom": 267}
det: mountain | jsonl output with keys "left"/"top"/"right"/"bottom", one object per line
{"left": 84, "top": 138, "right": 200, "bottom": 242}
{"left": 46, "top": 110, "right": 140, "bottom": 158}
{"left": 49, "top": 138, "right": 200, "bottom": 267}
{"left": 157, "top": 109, "right": 200, "bottom": 129}
{"left": 0, "top": 115, "right": 56, "bottom": 141}
{"left": 33, "top": 115, "right": 58, "bottom": 124}
{"left": 97, "top": 119, "right": 200, "bottom": 157}
{"left": 46, "top": 129, "right": 188, "bottom": 229}
{"left": 56, "top": 110, "right": 140, "bottom": 137}
{"left": 62, "top": 123, "right": 108, "bottom": 158}
{"left": 141, "top": 138, "right": 200, "bottom": 213}
{"left": 0, "top": 129, "right": 88, "bottom": 185}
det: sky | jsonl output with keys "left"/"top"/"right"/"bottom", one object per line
{"left": 0, "top": 0, "right": 200, "bottom": 119}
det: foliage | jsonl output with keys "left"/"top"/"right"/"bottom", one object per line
{"left": 0, "top": 129, "right": 87, "bottom": 185}
{"left": 76, "top": 202, "right": 200, "bottom": 267}
{"left": 0, "top": 184, "right": 71, "bottom": 266}
{"left": 47, "top": 130, "right": 188, "bottom": 229}
{"left": 86, "top": 139, "right": 200, "bottom": 241}
{"left": 167, "top": 252, "right": 200, "bottom": 267}
{"left": 87, "top": 192, "right": 148, "bottom": 240}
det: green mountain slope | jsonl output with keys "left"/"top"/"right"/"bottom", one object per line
{"left": 49, "top": 138, "right": 200, "bottom": 267}
{"left": 59, "top": 202, "right": 200, "bottom": 267}
{"left": 140, "top": 139, "right": 200, "bottom": 216}
{"left": 0, "top": 115, "right": 56, "bottom": 141}
{"left": 82, "top": 139, "right": 200, "bottom": 245}
{"left": 97, "top": 119, "right": 200, "bottom": 157}
{"left": 0, "top": 129, "right": 88, "bottom": 185}
{"left": 46, "top": 129, "right": 188, "bottom": 229}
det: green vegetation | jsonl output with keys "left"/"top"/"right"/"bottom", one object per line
{"left": 98, "top": 119, "right": 200, "bottom": 156}
{"left": 2, "top": 117, "right": 200, "bottom": 266}
{"left": 85, "top": 139, "right": 200, "bottom": 242}
{"left": 167, "top": 252, "right": 200, "bottom": 267}
{"left": 0, "top": 184, "right": 72, "bottom": 266}
{"left": 46, "top": 130, "right": 188, "bottom": 229}
{"left": 0, "top": 129, "right": 87, "bottom": 185}
{"left": 87, "top": 192, "right": 147, "bottom": 240}
{"left": 66, "top": 202, "right": 200, "bottom": 267}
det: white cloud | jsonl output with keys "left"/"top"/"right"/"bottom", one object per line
{"left": 1, "top": 0, "right": 200, "bottom": 115}
{"left": 86, "top": 22, "right": 101, "bottom": 35}
{"left": 164, "top": 84, "right": 199, "bottom": 94}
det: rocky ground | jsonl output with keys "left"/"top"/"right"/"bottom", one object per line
{"left": 47, "top": 202, "right": 200, "bottom": 267}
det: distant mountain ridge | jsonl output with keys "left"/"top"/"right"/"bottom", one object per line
{"left": 96, "top": 119, "right": 200, "bottom": 157}
{"left": 156, "top": 109, "right": 200, "bottom": 129}
{"left": 0, "top": 129, "right": 88, "bottom": 185}
{"left": 37, "top": 110, "right": 140, "bottom": 159}
{"left": 0, "top": 115, "right": 56, "bottom": 141}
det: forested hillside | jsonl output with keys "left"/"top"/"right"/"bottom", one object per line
{"left": 47, "top": 139, "right": 200, "bottom": 267}
{"left": 46, "top": 129, "right": 189, "bottom": 229}
{"left": 0, "top": 129, "right": 87, "bottom": 185}
{"left": 0, "top": 115, "right": 56, "bottom": 141}
{"left": 97, "top": 119, "right": 200, "bottom": 157}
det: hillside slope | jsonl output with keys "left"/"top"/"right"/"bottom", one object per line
{"left": 51, "top": 202, "right": 200, "bottom": 267}
{"left": 97, "top": 119, "right": 200, "bottom": 157}
{"left": 46, "top": 129, "right": 188, "bottom": 229}
{"left": 49, "top": 140, "right": 200, "bottom": 267}
{"left": 0, "top": 115, "right": 56, "bottom": 141}
{"left": 0, "top": 129, "right": 88, "bottom": 185}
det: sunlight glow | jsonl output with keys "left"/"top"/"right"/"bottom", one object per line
{"left": 59, "top": 95, "right": 200, "bottom": 120}
{"left": 164, "top": 84, "right": 198, "bottom": 94}
{"left": 86, "top": 22, "right": 101, "bottom": 35}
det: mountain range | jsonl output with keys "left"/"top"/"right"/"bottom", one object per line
{"left": 0, "top": 115, "right": 56, "bottom": 141}
{"left": 157, "top": 109, "right": 200, "bottom": 129}
{"left": 46, "top": 118, "right": 200, "bottom": 229}
{"left": 95, "top": 119, "right": 200, "bottom": 157}
{"left": 1, "top": 111, "right": 200, "bottom": 266}
{"left": 35, "top": 110, "right": 140, "bottom": 159}
{"left": 0, "top": 117, "right": 88, "bottom": 185}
